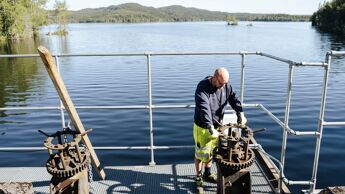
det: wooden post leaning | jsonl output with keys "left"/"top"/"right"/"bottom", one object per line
{"left": 37, "top": 46, "right": 106, "bottom": 180}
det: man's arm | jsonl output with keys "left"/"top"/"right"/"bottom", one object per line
{"left": 195, "top": 90, "right": 213, "bottom": 129}
{"left": 227, "top": 85, "right": 243, "bottom": 113}
{"left": 227, "top": 85, "right": 247, "bottom": 124}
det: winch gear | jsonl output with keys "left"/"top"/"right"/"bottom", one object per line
{"left": 214, "top": 148, "right": 255, "bottom": 171}
{"left": 46, "top": 149, "right": 89, "bottom": 178}
{"left": 213, "top": 124, "right": 255, "bottom": 171}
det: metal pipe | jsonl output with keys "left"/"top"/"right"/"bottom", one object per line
{"left": 153, "top": 104, "right": 195, "bottom": 108}
{"left": 279, "top": 63, "right": 294, "bottom": 192}
{"left": 323, "top": 121, "right": 345, "bottom": 126}
{"left": 0, "top": 145, "right": 194, "bottom": 151}
{"left": 240, "top": 53, "right": 246, "bottom": 104}
{"left": 0, "top": 54, "right": 40, "bottom": 58}
{"left": 0, "top": 107, "right": 62, "bottom": 110}
{"left": 310, "top": 53, "right": 331, "bottom": 193}
{"left": 242, "top": 103, "right": 260, "bottom": 108}
{"left": 295, "top": 131, "right": 320, "bottom": 136}
{"left": 0, "top": 104, "right": 197, "bottom": 111}
{"left": 146, "top": 53, "right": 156, "bottom": 166}
{"left": 295, "top": 62, "right": 328, "bottom": 67}
{"left": 330, "top": 50, "right": 345, "bottom": 56}
{"left": 257, "top": 52, "right": 294, "bottom": 65}
{"left": 150, "top": 51, "right": 257, "bottom": 56}
{"left": 0, "top": 51, "right": 258, "bottom": 59}
{"left": 55, "top": 56, "right": 66, "bottom": 129}
{"left": 283, "top": 178, "right": 313, "bottom": 186}
{"left": 55, "top": 53, "right": 146, "bottom": 57}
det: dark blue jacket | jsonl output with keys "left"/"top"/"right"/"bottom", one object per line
{"left": 194, "top": 76, "right": 243, "bottom": 129}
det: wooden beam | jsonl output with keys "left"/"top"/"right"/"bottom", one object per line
{"left": 37, "top": 46, "right": 106, "bottom": 180}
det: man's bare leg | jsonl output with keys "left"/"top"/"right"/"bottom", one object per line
{"left": 195, "top": 158, "right": 203, "bottom": 176}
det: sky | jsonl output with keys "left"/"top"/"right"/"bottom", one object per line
{"left": 46, "top": 0, "right": 327, "bottom": 15}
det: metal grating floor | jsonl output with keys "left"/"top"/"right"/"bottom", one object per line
{"left": 0, "top": 161, "right": 274, "bottom": 194}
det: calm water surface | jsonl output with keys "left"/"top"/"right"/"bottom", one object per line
{"left": 0, "top": 22, "right": 345, "bottom": 191}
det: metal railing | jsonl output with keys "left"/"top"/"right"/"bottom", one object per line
{"left": 1, "top": 50, "right": 344, "bottom": 193}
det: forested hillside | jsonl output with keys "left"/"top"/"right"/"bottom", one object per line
{"left": 67, "top": 3, "right": 310, "bottom": 23}
{"left": 0, "top": 2, "right": 311, "bottom": 40}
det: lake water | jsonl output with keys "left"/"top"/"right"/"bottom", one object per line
{"left": 0, "top": 21, "right": 345, "bottom": 191}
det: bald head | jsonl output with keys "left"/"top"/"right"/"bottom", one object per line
{"left": 214, "top": 67, "right": 229, "bottom": 82}
{"left": 212, "top": 67, "right": 229, "bottom": 89}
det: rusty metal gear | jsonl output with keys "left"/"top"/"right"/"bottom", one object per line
{"left": 46, "top": 149, "right": 89, "bottom": 178}
{"left": 213, "top": 124, "right": 255, "bottom": 172}
{"left": 214, "top": 148, "right": 255, "bottom": 171}
{"left": 41, "top": 127, "right": 92, "bottom": 179}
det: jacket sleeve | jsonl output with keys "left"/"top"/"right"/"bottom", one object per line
{"left": 228, "top": 85, "right": 243, "bottom": 113}
{"left": 195, "top": 88, "right": 213, "bottom": 129}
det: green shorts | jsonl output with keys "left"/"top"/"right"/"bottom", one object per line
{"left": 193, "top": 123, "right": 218, "bottom": 163}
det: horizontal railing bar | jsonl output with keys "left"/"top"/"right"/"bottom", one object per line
{"left": 57, "top": 53, "right": 146, "bottom": 57}
{"left": 0, "top": 107, "right": 61, "bottom": 110}
{"left": 323, "top": 121, "right": 345, "bottom": 126}
{"left": 153, "top": 105, "right": 195, "bottom": 108}
{"left": 1, "top": 103, "right": 319, "bottom": 136}
{"left": 0, "top": 54, "right": 40, "bottom": 58}
{"left": 0, "top": 104, "right": 196, "bottom": 111}
{"left": 0, "top": 144, "right": 266, "bottom": 151}
{"left": 283, "top": 178, "right": 314, "bottom": 185}
{"left": 295, "top": 131, "right": 320, "bottom": 136}
{"left": 150, "top": 52, "right": 258, "bottom": 56}
{"left": 0, "top": 52, "right": 338, "bottom": 72}
{"left": 296, "top": 62, "right": 328, "bottom": 67}
{"left": 1, "top": 52, "right": 330, "bottom": 71}
{"left": 330, "top": 51, "right": 345, "bottom": 56}
{"left": 0, "top": 52, "right": 259, "bottom": 59}
{"left": 242, "top": 103, "right": 259, "bottom": 108}
{"left": 95, "top": 145, "right": 194, "bottom": 150}
{"left": 0, "top": 146, "right": 194, "bottom": 151}
{"left": 0, "top": 147, "right": 46, "bottom": 151}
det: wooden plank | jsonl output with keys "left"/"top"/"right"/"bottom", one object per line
{"left": 37, "top": 46, "right": 106, "bottom": 180}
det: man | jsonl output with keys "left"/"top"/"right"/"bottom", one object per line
{"left": 193, "top": 67, "right": 247, "bottom": 193}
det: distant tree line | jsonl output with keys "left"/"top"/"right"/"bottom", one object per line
{"left": 248, "top": 14, "right": 310, "bottom": 22}
{"left": 311, "top": 0, "right": 345, "bottom": 35}
{"left": 1, "top": 2, "right": 312, "bottom": 40}
{"left": 67, "top": 3, "right": 310, "bottom": 24}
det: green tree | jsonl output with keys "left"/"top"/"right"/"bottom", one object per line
{"left": 0, "top": 0, "right": 47, "bottom": 40}
{"left": 311, "top": 0, "right": 345, "bottom": 35}
{"left": 53, "top": 0, "right": 68, "bottom": 35}
{"left": 30, "top": 0, "right": 48, "bottom": 35}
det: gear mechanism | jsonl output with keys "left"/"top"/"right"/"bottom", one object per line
{"left": 42, "top": 127, "right": 90, "bottom": 178}
{"left": 213, "top": 124, "right": 255, "bottom": 172}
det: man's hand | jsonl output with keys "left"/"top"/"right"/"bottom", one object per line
{"left": 208, "top": 125, "right": 219, "bottom": 138}
{"left": 237, "top": 112, "right": 247, "bottom": 125}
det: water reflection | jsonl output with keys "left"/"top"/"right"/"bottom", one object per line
{"left": 0, "top": 38, "right": 45, "bottom": 120}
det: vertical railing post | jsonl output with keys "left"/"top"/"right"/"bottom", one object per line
{"left": 146, "top": 53, "right": 156, "bottom": 166}
{"left": 54, "top": 56, "right": 66, "bottom": 129}
{"left": 240, "top": 53, "right": 246, "bottom": 104}
{"left": 279, "top": 63, "right": 294, "bottom": 193}
{"left": 310, "top": 53, "right": 331, "bottom": 193}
